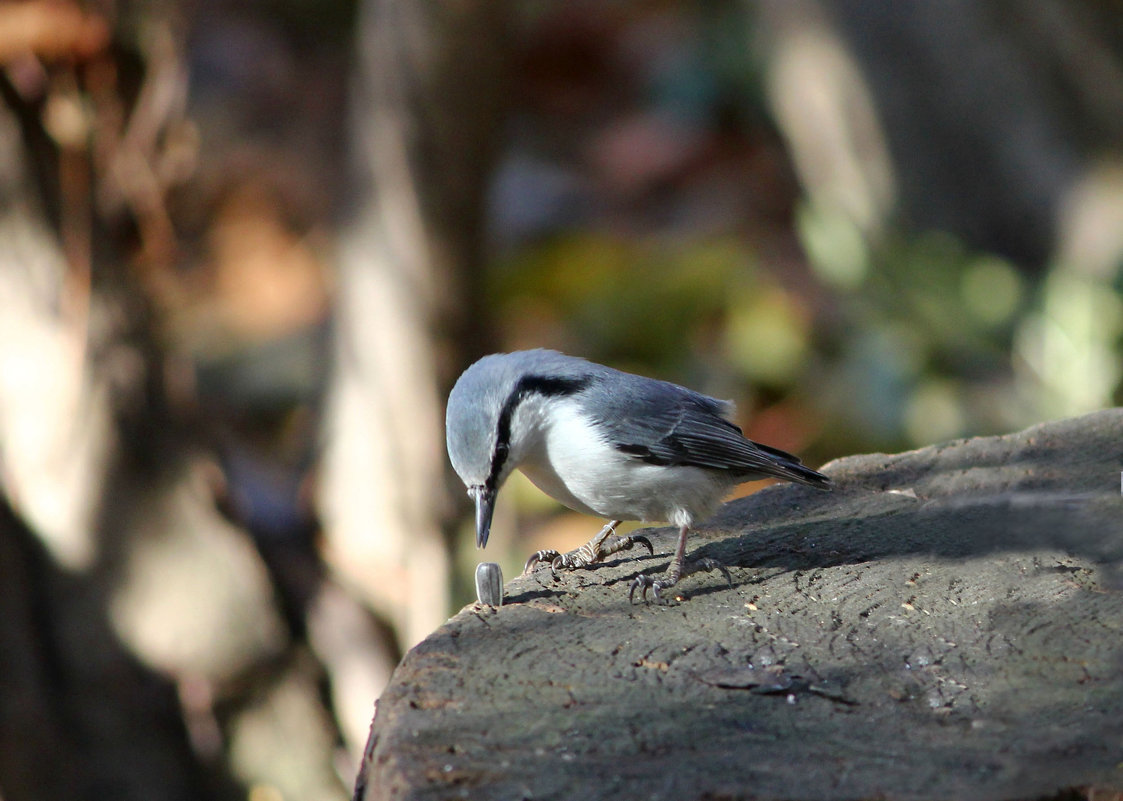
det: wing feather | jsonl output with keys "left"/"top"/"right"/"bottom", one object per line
{"left": 580, "top": 374, "right": 828, "bottom": 487}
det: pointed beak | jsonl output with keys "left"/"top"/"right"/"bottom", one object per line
{"left": 473, "top": 486, "right": 496, "bottom": 549}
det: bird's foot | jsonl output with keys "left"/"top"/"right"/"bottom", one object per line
{"left": 628, "top": 557, "right": 732, "bottom": 603}
{"left": 523, "top": 533, "right": 654, "bottom": 576}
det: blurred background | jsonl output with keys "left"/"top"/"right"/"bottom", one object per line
{"left": 1, "top": 0, "right": 1121, "bottom": 798}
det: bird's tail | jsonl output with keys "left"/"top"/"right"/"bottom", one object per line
{"left": 754, "top": 443, "right": 832, "bottom": 489}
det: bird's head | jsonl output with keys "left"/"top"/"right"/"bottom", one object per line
{"left": 446, "top": 349, "right": 593, "bottom": 549}
{"left": 445, "top": 353, "right": 527, "bottom": 549}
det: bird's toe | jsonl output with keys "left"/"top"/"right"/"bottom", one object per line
{"left": 628, "top": 573, "right": 671, "bottom": 603}
{"left": 629, "top": 556, "right": 732, "bottom": 602}
{"left": 622, "top": 534, "right": 654, "bottom": 556}
{"left": 628, "top": 574, "right": 651, "bottom": 603}
{"left": 523, "top": 549, "right": 561, "bottom": 576}
{"left": 690, "top": 557, "right": 733, "bottom": 587}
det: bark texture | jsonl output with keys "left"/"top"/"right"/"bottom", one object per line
{"left": 358, "top": 409, "right": 1123, "bottom": 801}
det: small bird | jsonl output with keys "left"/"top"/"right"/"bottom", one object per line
{"left": 445, "top": 349, "right": 830, "bottom": 600}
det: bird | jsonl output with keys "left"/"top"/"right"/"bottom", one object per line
{"left": 445, "top": 349, "right": 831, "bottom": 601}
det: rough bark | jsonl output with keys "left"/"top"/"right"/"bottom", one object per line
{"left": 357, "top": 409, "right": 1123, "bottom": 801}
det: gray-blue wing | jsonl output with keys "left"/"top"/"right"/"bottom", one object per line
{"left": 580, "top": 374, "right": 829, "bottom": 487}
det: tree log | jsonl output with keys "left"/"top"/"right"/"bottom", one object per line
{"left": 358, "top": 409, "right": 1123, "bottom": 800}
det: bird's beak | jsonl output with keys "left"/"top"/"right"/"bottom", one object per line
{"left": 474, "top": 486, "right": 496, "bottom": 549}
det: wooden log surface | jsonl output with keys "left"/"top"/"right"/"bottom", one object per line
{"left": 357, "top": 409, "right": 1123, "bottom": 801}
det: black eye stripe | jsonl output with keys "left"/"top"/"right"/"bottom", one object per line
{"left": 484, "top": 375, "right": 590, "bottom": 492}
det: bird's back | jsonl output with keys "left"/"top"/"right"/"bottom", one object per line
{"left": 574, "top": 366, "right": 829, "bottom": 489}
{"left": 488, "top": 351, "right": 829, "bottom": 524}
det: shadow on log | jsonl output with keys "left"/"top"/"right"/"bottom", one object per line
{"left": 357, "top": 409, "right": 1123, "bottom": 801}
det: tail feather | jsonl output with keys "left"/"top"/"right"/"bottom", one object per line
{"left": 771, "top": 460, "right": 831, "bottom": 488}
{"left": 753, "top": 442, "right": 832, "bottom": 489}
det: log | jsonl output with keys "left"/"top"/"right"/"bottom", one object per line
{"left": 357, "top": 409, "right": 1123, "bottom": 800}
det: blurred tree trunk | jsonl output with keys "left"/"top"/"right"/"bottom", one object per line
{"left": 0, "top": 6, "right": 348, "bottom": 800}
{"left": 0, "top": 79, "right": 218, "bottom": 801}
{"left": 758, "top": 0, "right": 1123, "bottom": 271}
{"left": 318, "top": 0, "right": 511, "bottom": 651}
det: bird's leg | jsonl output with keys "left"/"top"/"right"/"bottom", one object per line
{"left": 523, "top": 520, "right": 653, "bottom": 575}
{"left": 629, "top": 525, "right": 732, "bottom": 602}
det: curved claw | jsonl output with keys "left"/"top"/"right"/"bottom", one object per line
{"left": 626, "top": 534, "right": 654, "bottom": 556}
{"left": 523, "top": 549, "right": 561, "bottom": 576}
{"left": 628, "top": 576, "right": 643, "bottom": 603}
{"left": 628, "top": 574, "right": 662, "bottom": 604}
{"left": 628, "top": 556, "right": 731, "bottom": 603}
{"left": 696, "top": 557, "right": 734, "bottom": 588}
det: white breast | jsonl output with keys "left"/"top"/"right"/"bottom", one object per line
{"left": 515, "top": 402, "right": 733, "bottom": 527}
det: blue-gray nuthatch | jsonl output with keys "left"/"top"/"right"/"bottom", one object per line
{"left": 446, "top": 349, "right": 830, "bottom": 600}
